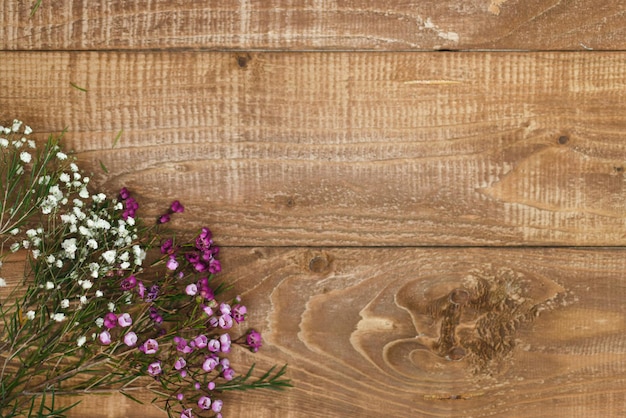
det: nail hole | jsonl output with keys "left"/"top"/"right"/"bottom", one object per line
{"left": 558, "top": 136, "right": 569, "bottom": 144}
{"left": 237, "top": 56, "right": 249, "bottom": 68}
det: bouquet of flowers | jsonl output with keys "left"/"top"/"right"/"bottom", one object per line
{"left": 0, "top": 120, "right": 291, "bottom": 418}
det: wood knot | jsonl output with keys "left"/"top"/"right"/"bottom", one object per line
{"left": 309, "top": 255, "right": 330, "bottom": 273}
{"left": 557, "top": 135, "right": 569, "bottom": 145}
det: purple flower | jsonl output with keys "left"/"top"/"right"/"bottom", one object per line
{"left": 185, "top": 252, "right": 200, "bottom": 264}
{"left": 219, "top": 333, "right": 231, "bottom": 353}
{"left": 147, "top": 361, "right": 162, "bottom": 376}
{"left": 174, "top": 357, "right": 187, "bottom": 370}
{"left": 177, "top": 393, "right": 184, "bottom": 401}
{"left": 201, "top": 304, "right": 214, "bottom": 317}
{"left": 207, "top": 381, "right": 216, "bottom": 390}
{"left": 136, "top": 281, "right": 146, "bottom": 299}
{"left": 209, "top": 259, "right": 221, "bottom": 274}
{"left": 222, "top": 367, "right": 235, "bottom": 381}
{"left": 194, "top": 382, "right": 201, "bottom": 390}
{"left": 103, "top": 312, "right": 118, "bottom": 329}
{"left": 171, "top": 200, "right": 185, "bottom": 213}
{"left": 146, "top": 285, "right": 160, "bottom": 302}
{"left": 120, "top": 275, "right": 137, "bottom": 290}
{"left": 140, "top": 338, "right": 159, "bottom": 354}
{"left": 180, "top": 409, "right": 193, "bottom": 418}
{"left": 208, "top": 316, "right": 219, "bottom": 328}
{"left": 232, "top": 304, "right": 247, "bottom": 323}
{"left": 174, "top": 336, "right": 194, "bottom": 354}
{"left": 219, "top": 303, "right": 231, "bottom": 315}
{"left": 212, "top": 399, "right": 223, "bottom": 413}
{"left": 117, "top": 313, "right": 133, "bottom": 327}
{"left": 99, "top": 331, "right": 111, "bottom": 345}
{"left": 123, "top": 332, "right": 137, "bottom": 347}
{"left": 166, "top": 256, "right": 179, "bottom": 271}
{"left": 246, "top": 329, "right": 262, "bottom": 352}
{"left": 160, "top": 238, "right": 173, "bottom": 254}
{"left": 158, "top": 213, "right": 170, "bottom": 224}
{"left": 198, "top": 396, "right": 212, "bottom": 410}
{"left": 193, "top": 334, "right": 208, "bottom": 349}
{"left": 185, "top": 283, "right": 198, "bottom": 296}
{"left": 207, "top": 339, "right": 220, "bottom": 352}
{"left": 218, "top": 314, "right": 233, "bottom": 329}
{"left": 119, "top": 187, "right": 130, "bottom": 200}
{"left": 202, "top": 355, "right": 219, "bottom": 372}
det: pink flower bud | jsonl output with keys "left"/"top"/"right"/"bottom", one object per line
{"left": 123, "top": 332, "right": 137, "bottom": 346}
{"left": 99, "top": 330, "right": 111, "bottom": 345}
{"left": 117, "top": 313, "right": 133, "bottom": 327}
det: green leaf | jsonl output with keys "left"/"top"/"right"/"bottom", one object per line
{"left": 112, "top": 129, "right": 123, "bottom": 148}
{"left": 98, "top": 159, "right": 109, "bottom": 173}
{"left": 69, "top": 82, "right": 87, "bottom": 92}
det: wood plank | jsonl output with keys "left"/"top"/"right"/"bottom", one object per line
{"left": 2, "top": 52, "right": 626, "bottom": 246}
{"left": 2, "top": 1, "right": 626, "bottom": 51}
{"left": 3, "top": 247, "right": 626, "bottom": 417}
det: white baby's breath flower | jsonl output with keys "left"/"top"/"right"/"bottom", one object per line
{"left": 0, "top": 278, "right": 6, "bottom": 287}
{"left": 82, "top": 280, "right": 93, "bottom": 290}
{"left": 50, "top": 313, "right": 66, "bottom": 322}
{"left": 26, "top": 310, "right": 36, "bottom": 320}
{"left": 55, "top": 259, "right": 63, "bottom": 268}
{"left": 12, "top": 120, "right": 22, "bottom": 132}
{"left": 0, "top": 138, "right": 8, "bottom": 147}
{"left": 95, "top": 290, "right": 103, "bottom": 297}
{"left": 24, "top": 125, "right": 32, "bottom": 135}
{"left": 10, "top": 242, "right": 20, "bottom": 252}
{"left": 132, "top": 245, "right": 146, "bottom": 265}
{"left": 56, "top": 151, "right": 68, "bottom": 160}
{"left": 80, "top": 295, "right": 88, "bottom": 305}
{"left": 31, "top": 249, "right": 40, "bottom": 259}
{"left": 126, "top": 217, "right": 135, "bottom": 226}
{"left": 102, "top": 250, "right": 117, "bottom": 264}
{"left": 45, "top": 281, "right": 54, "bottom": 290}
{"left": 95, "top": 318, "right": 104, "bottom": 327}
{"left": 19, "top": 151, "right": 31, "bottom": 163}
{"left": 89, "top": 262, "right": 100, "bottom": 278}
{"left": 27, "top": 139, "right": 35, "bottom": 148}
{"left": 107, "top": 302, "right": 115, "bottom": 312}
{"left": 61, "top": 238, "right": 77, "bottom": 259}
{"left": 79, "top": 188, "right": 89, "bottom": 199}
{"left": 77, "top": 336, "right": 87, "bottom": 347}
{"left": 61, "top": 299, "right": 70, "bottom": 309}
{"left": 9, "top": 228, "right": 19, "bottom": 235}
{"left": 78, "top": 225, "right": 92, "bottom": 237}
{"left": 46, "top": 254, "right": 56, "bottom": 264}
{"left": 25, "top": 229, "right": 37, "bottom": 238}
{"left": 59, "top": 172, "right": 71, "bottom": 183}
{"left": 86, "top": 239, "right": 98, "bottom": 249}
{"left": 120, "top": 261, "right": 130, "bottom": 270}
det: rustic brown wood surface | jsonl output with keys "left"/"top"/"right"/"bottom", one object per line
{"left": 3, "top": 52, "right": 626, "bottom": 246}
{"left": 4, "top": 247, "right": 626, "bottom": 417}
{"left": 2, "top": 0, "right": 626, "bottom": 51}
{"left": 2, "top": 1, "right": 626, "bottom": 417}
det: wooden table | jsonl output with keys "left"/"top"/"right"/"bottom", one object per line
{"left": 2, "top": 1, "right": 626, "bottom": 416}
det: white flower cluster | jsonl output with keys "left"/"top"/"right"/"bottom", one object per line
{"left": 10, "top": 146, "right": 148, "bottom": 337}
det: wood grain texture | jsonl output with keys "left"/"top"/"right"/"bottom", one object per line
{"left": 3, "top": 51, "right": 626, "bottom": 246}
{"left": 4, "top": 247, "right": 626, "bottom": 417}
{"left": 1, "top": 0, "right": 626, "bottom": 51}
